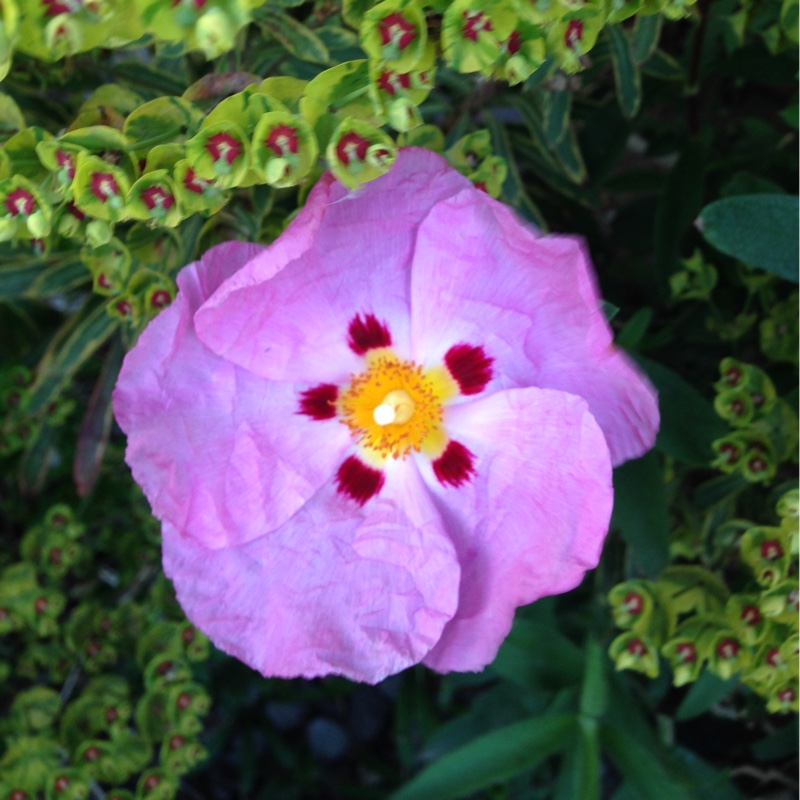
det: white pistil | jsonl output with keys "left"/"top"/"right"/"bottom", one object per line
{"left": 373, "top": 389, "right": 415, "bottom": 426}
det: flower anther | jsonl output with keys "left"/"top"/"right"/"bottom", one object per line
{"left": 114, "top": 148, "right": 659, "bottom": 684}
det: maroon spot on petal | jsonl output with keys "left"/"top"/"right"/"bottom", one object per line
{"left": 298, "top": 383, "right": 339, "bottom": 420}
{"left": 432, "top": 440, "right": 475, "bottom": 487}
{"left": 347, "top": 313, "right": 392, "bottom": 355}
{"left": 335, "top": 456, "right": 385, "bottom": 505}
{"left": 444, "top": 343, "right": 494, "bottom": 395}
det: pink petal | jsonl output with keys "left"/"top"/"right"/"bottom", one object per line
{"left": 113, "top": 242, "right": 350, "bottom": 550}
{"left": 418, "top": 387, "right": 613, "bottom": 673}
{"left": 195, "top": 148, "right": 472, "bottom": 383}
{"left": 162, "top": 460, "right": 460, "bottom": 683}
{"left": 409, "top": 189, "right": 659, "bottom": 466}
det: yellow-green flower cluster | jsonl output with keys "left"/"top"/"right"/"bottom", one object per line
{"left": 608, "top": 490, "right": 799, "bottom": 714}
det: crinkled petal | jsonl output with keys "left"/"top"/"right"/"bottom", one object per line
{"left": 409, "top": 190, "right": 659, "bottom": 465}
{"left": 113, "top": 242, "right": 350, "bottom": 550}
{"left": 162, "top": 460, "right": 461, "bottom": 683}
{"left": 195, "top": 148, "right": 472, "bottom": 383}
{"left": 418, "top": 387, "right": 613, "bottom": 673}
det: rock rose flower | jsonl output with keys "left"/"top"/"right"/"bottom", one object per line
{"left": 113, "top": 147, "right": 659, "bottom": 684}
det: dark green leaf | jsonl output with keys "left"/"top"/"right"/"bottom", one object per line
{"left": 543, "top": 89, "right": 571, "bottom": 146}
{"left": 74, "top": 336, "right": 125, "bottom": 497}
{"left": 579, "top": 640, "right": 608, "bottom": 720}
{"left": 554, "top": 719, "right": 601, "bottom": 800}
{"left": 27, "top": 303, "right": 119, "bottom": 416}
{"left": 675, "top": 671, "right": 737, "bottom": 721}
{"left": 616, "top": 307, "right": 652, "bottom": 350}
{"left": 259, "top": 11, "right": 330, "bottom": 65}
{"left": 607, "top": 25, "right": 641, "bottom": 119}
{"left": 699, "top": 194, "right": 799, "bottom": 282}
{"left": 630, "top": 14, "right": 662, "bottom": 63}
{"left": 611, "top": 450, "right": 670, "bottom": 578}
{"left": 641, "top": 49, "right": 684, "bottom": 81}
{"left": 635, "top": 356, "right": 728, "bottom": 465}
{"left": 390, "top": 714, "right": 575, "bottom": 800}
{"left": 753, "top": 718, "right": 799, "bottom": 761}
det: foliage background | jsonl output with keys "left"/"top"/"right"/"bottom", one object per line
{"left": 0, "top": 0, "right": 797, "bottom": 797}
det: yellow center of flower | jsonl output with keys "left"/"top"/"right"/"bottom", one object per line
{"left": 338, "top": 350, "right": 455, "bottom": 460}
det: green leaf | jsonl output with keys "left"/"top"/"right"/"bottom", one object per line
{"left": 554, "top": 719, "right": 601, "bottom": 800}
{"left": 753, "top": 718, "right": 799, "bottom": 761}
{"left": 543, "top": 89, "right": 571, "bottom": 146}
{"left": 390, "top": 714, "right": 575, "bottom": 800}
{"left": 19, "top": 422, "right": 58, "bottom": 494}
{"left": 579, "top": 640, "right": 608, "bottom": 720}
{"left": 491, "top": 618, "right": 584, "bottom": 689}
{"left": 699, "top": 194, "right": 799, "bottom": 282}
{"left": 259, "top": 10, "right": 330, "bottom": 65}
{"left": 552, "top": 123, "right": 588, "bottom": 184}
{"left": 630, "top": 14, "right": 662, "bottom": 63}
{"left": 615, "top": 307, "right": 652, "bottom": 350}
{"left": 73, "top": 336, "right": 125, "bottom": 497}
{"left": 27, "top": 303, "right": 119, "bottom": 416}
{"left": 635, "top": 356, "right": 728, "bottom": 465}
{"left": 641, "top": 49, "right": 684, "bottom": 81}
{"left": 26, "top": 260, "right": 89, "bottom": 297}
{"left": 607, "top": 25, "right": 641, "bottom": 119}
{"left": 675, "top": 671, "right": 737, "bottom": 721}
{"left": 611, "top": 450, "right": 670, "bottom": 578}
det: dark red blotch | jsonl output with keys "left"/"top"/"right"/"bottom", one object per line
{"left": 347, "top": 313, "right": 392, "bottom": 355}
{"left": 335, "top": 456, "right": 385, "bottom": 505}
{"left": 433, "top": 440, "right": 476, "bottom": 487}
{"left": 298, "top": 383, "right": 339, "bottom": 420}
{"left": 444, "top": 343, "right": 493, "bottom": 395}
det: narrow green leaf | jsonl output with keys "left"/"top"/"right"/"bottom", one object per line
{"left": 259, "top": 11, "right": 330, "bottom": 65}
{"left": 0, "top": 261, "right": 46, "bottom": 297}
{"left": 552, "top": 124, "right": 588, "bottom": 184}
{"left": 27, "top": 304, "right": 119, "bottom": 416}
{"left": 675, "top": 671, "right": 736, "bottom": 721}
{"left": 390, "top": 714, "right": 575, "bottom": 800}
{"left": 579, "top": 640, "right": 608, "bottom": 720}
{"left": 484, "top": 111, "right": 547, "bottom": 228}
{"left": 641, "top": 49, "right": 684, "bottom": 81}
{"left": 27, "top": 261, "right": 89, "bottom": 297}
{"left": 630, "top": 14, "right": 662, "bottom": 64}
{"left": 635, "top": 356, "right": 727, "bottom": 465}
{"left": 699, "top": 194, "right": 799, "bottom": 282}
{"left": 607, "top": 24, "right": 641, "bottom": 119}
{"left": 611, "top": 451, "right": 670, "bottom": 578}
{"left": 74, "top": 336, "right": 125, "bottom": 497}
{"left": 753, "top": 718, "right": 799, "bottom": 761}
{"left": 19, "top": 423, "right": 58, "bottom": 495}
{"left": 543, "top": 90, "right": 571, "bottom": 146}
{"left": 554, "top": 720, "right": 601, "bottom": 800}
{"left": 615, "top": 307, "right": 652, "bottom": 350}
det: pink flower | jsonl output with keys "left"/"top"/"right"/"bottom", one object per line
{"left": 113, "top": 148, "right": 658, "bottom": 684}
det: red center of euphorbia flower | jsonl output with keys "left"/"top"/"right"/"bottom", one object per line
{"left": 565, "top": 19, "right": 583, "bottom": 49}
{"left": 623, "top": 592, "right": 643, "bottom": 615}
{"left": 507, "top": 30, "right": 523, "bottom": 55}
{"left": 462, "top": 10, "right": 493, "bottom": 41}
{"left": 760, "top": 540, "right": 783, "bottom": 560}
{"left": 182, "top": 168, "right": 214, "bottom": 195}
{"left": 740, "top": 605, "right": 760, "bottom": 625}
{"left": 378, "top": 12, "right": 416, "bottom": 50}
{"left": 140, "top": 185, "right": 175, "bottom": 212}
{"left": 766, "top": 648, "right": 782, "bottom": 667}
{"left": 676, "top": 643, "right": 697, "bottom": 663}
{"left": 56, "top": 149, "right": 76, "bottom": 179}
{"left": 5, "top": 188, "right": 36, "bottom": 217}
{"left": 716, "top": 638, "right": 739, "bottom": 659}
{"left": 377, "top": 70, "right": 411, "bottom": 96}
{"left": 150, "top": 290, "right": 172, "bottom": 309}
{"left": 335, "top": 132, "right": 370, "bottom": 166}
{"left": 265, "top": 124, "right": 299, "bottom": 157}
{"left": 205, "top": 132, "right": 242, "bottom": 165}
{"left": 627, "top": 639, "right": 646, "bottom": 657}
{"left": 90, "top": 172, "right": 120, "bottom": 202}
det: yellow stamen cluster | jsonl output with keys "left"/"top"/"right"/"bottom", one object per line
{"left": 338, "top": 350, "right": 454, "bottom": 460}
